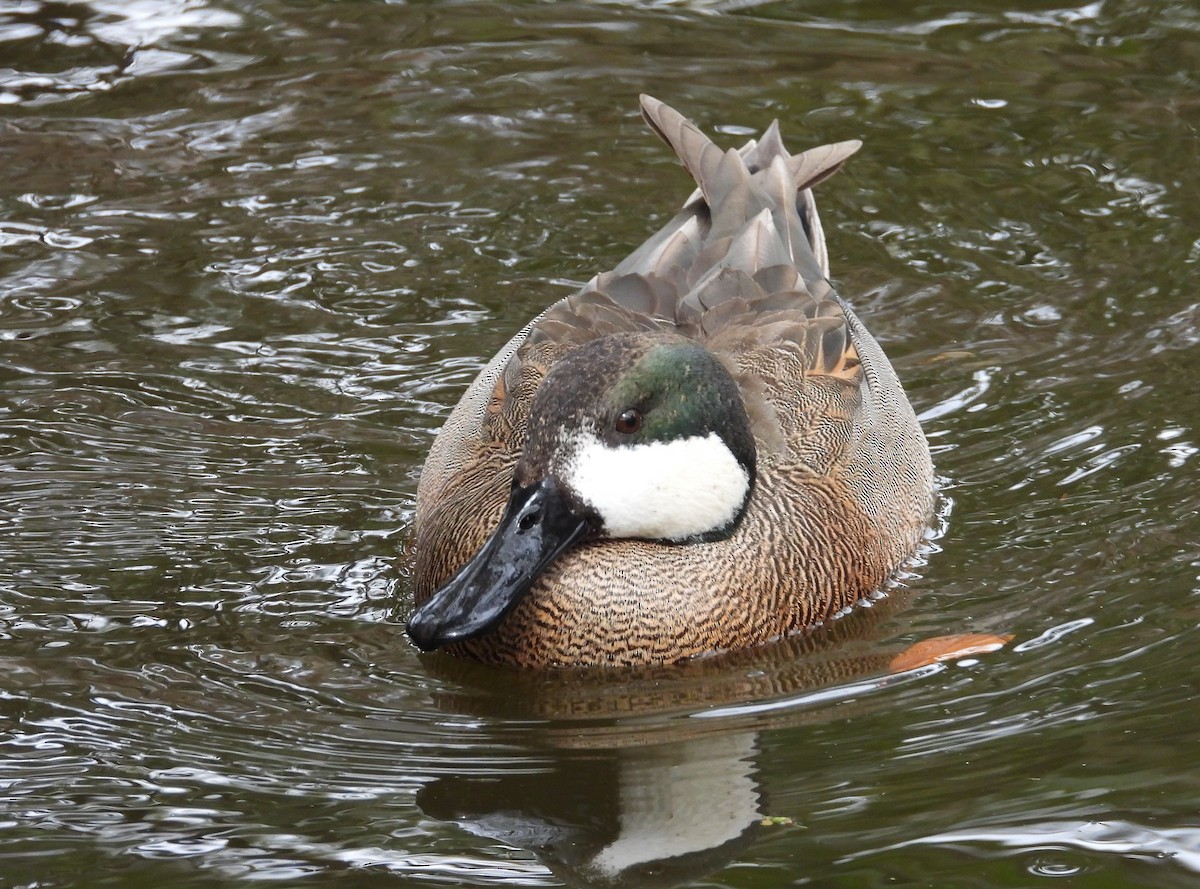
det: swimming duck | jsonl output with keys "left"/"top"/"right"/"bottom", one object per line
{"left": 407, "top": 96, "right": 934, "bottom": 668}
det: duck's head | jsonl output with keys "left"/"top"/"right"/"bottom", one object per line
{"left": 407, "top": 332, "right": 757, "bottom": 652}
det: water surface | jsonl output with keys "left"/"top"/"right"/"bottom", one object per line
{"left": 2, "top": 1, "right": 1199, "bottom": 887}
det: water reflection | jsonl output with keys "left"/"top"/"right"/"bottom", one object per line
{"left": 414, "top": 653, "right": 958, "bottom": 887}
{"left": 0, "top": 0, "right": 251, "bottom": 105}
{"left": 857, "top": 819, "right": 1200, "bottom": 877}
{"left": 419, "top": 733, "right": 762, "bottom": 889}
{"left": 409, "top": 617, "right": 929, "bottom": 888}
{"left": 3, "top": 0, "right": 1200, "bottom": 886}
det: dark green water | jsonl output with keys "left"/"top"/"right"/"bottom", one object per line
{"left": 2, "top": 1, "right": 1199, "bottom": 886}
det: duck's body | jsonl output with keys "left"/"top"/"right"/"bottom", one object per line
{"left": 408, "top": 96, "right": 934, "bottom": 668}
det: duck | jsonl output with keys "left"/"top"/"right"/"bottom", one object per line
{"left": 406, "top": 95, "right": 935, "bottom": 668}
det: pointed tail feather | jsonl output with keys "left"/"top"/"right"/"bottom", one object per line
{"left": 637, "top": 95, "right": 861, "bottom": 282}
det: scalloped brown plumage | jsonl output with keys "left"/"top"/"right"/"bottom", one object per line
{"left": 410, "top": 96, "right": 935, "bottom": 668}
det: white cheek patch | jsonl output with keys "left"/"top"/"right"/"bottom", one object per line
{"left": 562, "top": 430, "right": 750, "bottom": 541}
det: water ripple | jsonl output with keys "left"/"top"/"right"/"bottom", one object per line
{"left": 2, "top": 1, "right": 1199, "bottom": 886}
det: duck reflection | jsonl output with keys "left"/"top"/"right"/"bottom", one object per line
{"left": 412, "top": 613, "right": 908, "bottom": 888}
{"left": 418, "top": 732, "right": 762, "bottom": 889}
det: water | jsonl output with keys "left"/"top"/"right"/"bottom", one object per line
{"left": 2, "top": 1, "right": 1198, "bottom": 886}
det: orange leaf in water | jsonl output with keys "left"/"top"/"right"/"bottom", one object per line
{"left": 889, "top": 633, "right": 1014, "bottom": 673}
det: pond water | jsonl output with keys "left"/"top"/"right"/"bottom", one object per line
{"left": 2, "top": 1, "right": 1199, "bottom": 886}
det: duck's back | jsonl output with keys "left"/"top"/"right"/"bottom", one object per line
{"left": 413, "top": 97, "right": 934, "bottom": 667}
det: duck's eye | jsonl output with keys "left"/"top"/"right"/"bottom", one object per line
{"left": 615, "top": 408, "right": 643, "bottom": 435}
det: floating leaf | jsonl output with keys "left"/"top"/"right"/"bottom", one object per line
{"left": 889, "top": 633, "right": 1014, "bottom": 673}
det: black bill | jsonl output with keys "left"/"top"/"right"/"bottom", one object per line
{"left": 406, "top": 478, "right": 592, "bottom": 651}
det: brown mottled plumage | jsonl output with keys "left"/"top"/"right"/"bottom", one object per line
{"left": 410, "top": 96, "right": 934, "bottom": 668}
